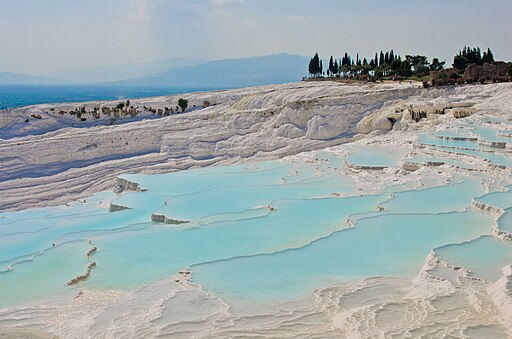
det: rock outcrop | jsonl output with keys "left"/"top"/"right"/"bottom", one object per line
{"left": 356, "top": 114, "right": 393, "bottom": 134}
{"left": 357, "top": 100, "right": 478, "bottom": 135}
{"left": 356, "top": 108, "right": 401, "bottom": 134}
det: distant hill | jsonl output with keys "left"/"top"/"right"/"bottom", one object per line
{"left": 116, "top": 53, "right": 309, "bottom": 88}
{"left": 1, "top": 54, "right": 309, "bottom": 87}
{"left": 50, "top": 58, "right": 205, "bottom": 83}
{"left": 0, "top": 72, "right": 65, "bottom": 85}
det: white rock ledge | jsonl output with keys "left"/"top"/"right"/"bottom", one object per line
{"left": 109, "top": 203, "right": 131, "bottom": 213}
{"left": 471, "top": 200, "right": 503, "bottom": 217}
{"left": 67, "top": 261, "right": 96, "bottom": 286}
{"left": 115, "top": 177, "right": 142, "bottom": 193}
{"left": 478, "top": 140, "right": 507, "bottom": 149}
{"left": 151, "top": 214, "right": 190, "bottom": 225}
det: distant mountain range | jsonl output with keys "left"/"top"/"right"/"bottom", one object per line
{"left": 115, "top": 53, "right": 309, "bottom": 88}
{"left": 0, "top": 72, "right": 64, "bottom": 85}
{"left": 49, "top": 58, "right": 205, "bottom": 83}
{"left": 0, "top": 53, "right": 308, "bottom": 87}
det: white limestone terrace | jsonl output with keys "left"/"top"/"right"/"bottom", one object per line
{"left": 1, "top": 82, "right": 512, "bottom": 338}
{"left": 0, "top": 81, "right": 511, "bottom": 212}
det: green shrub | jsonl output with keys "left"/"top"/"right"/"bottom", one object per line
{"left": 178, "top": 98, "right": 188, "bottom": 112}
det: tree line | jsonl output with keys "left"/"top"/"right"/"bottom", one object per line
{"left": 453, "top": 47, "right": 494, "bottom": 72}
{"left": 308, "top": 47, "right": 502, "bottom": 80}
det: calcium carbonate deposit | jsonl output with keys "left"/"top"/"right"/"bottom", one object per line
{"left": 1, "top": 81, "right": 512, "bottom": 338}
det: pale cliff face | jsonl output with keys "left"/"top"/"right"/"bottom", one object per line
{"left": 1, "top": 81, "right": 511, "bottom": 211}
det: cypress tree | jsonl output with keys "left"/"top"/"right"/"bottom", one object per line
{"left": 314, "top": 53, "right": 321, "bottom": 75}
{"left": 379, "top": 51, "right": 385, "bottom": 67}
{"left": 343, "top": 52, "right": 350, "bottom": 67}
{"left": 452, "top": 46, "right": 490, "bottom": 70}
{"left": 308, "top": 58, "right": 315, "bottom": 76}
{"left": 309, "top": 53, "right": 321, "bottom": 76}
{"left": 484, "top": 48, "right": 494, "bottom": 63}
{"left": 374, "top": 53, "right": 379, "bottom": 67}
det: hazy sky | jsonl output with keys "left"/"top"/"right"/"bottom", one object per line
{"left": 1, "top": 0, "right": 511, "bottom": 75}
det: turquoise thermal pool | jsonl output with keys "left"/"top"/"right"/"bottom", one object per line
{"left": 1, "top": 115, "right": 512, "bottom": 337}
{"left": 345, "top": 145, "right": 404, "bottom": 168}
